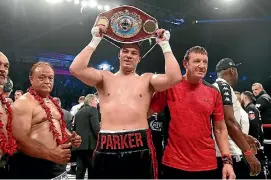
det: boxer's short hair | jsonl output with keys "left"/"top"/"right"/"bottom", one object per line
{"left": 84, "top": 94, "right": 97, "bottom": 105}
{"left": 15, "top": 90, "right": 23, "bottom": 95}
{"left": 29, "top": 62, "right": 54, "bottom": 76}
{"left": 242, "top": 91, "right": 256, "bottom": 102}
{"left": 120, "top": 43, "right": 141, "bottom": 56}
{"left": 183, "top": 46, "right": 208, "bottom": 62}
{"left": 252, "top": 83, "right": 263, "bottom": 89}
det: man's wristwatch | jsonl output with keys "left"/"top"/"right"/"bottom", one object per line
{"left": 222, "top": 154, "right": 233, "bottom": 165}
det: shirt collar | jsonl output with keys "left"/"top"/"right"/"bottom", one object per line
{"left": 216, "top": 78, "right": 227, "bottom": 83}
{"left": 215, "top": 78, "right": 232, "bottom": 87}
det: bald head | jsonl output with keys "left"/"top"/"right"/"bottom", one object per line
{"left": 0, "top": 52, "right": 9, "bottom": 87}
{"left": 0, "top": 52, "right": 8, "bottom": 61}
{"left": 252, "top": 83, "right": 264, "bottom": 97}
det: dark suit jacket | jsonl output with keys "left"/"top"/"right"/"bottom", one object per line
{"left": 62, "top": 108, "right": 73, "bottom": 132}
{"left": 74, "top": 105, "right": 100, "bottom": 151}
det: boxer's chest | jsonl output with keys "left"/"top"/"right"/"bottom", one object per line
{"left": 101, "top": 75, "right": 152, "bottom": 99}
{"left": 32, "top": 101, "right": 61, "bottom": 125}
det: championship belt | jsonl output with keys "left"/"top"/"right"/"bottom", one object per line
{"left": 94, "top": 5, "right": 159, "bottom": 57}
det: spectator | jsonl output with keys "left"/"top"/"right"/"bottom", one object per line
{"left": 14, "top": 90, "right": 23, "bottom": 101}
{"left": 53, "top": 97, "right": 73, "bottom": 132}
{"left": 74, "top": 94, "right": 100, "bottom": 179}
{"left": 70, "top": 96, "right": 85, "bottom": 116}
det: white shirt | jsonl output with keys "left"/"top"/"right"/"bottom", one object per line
{"left": 70, "top": 103, "right": 83, "bottom": 116}
{"left": 240, "top": 107, "right": 249, "bottom": 134}
{"left": 213, "top": 78, "right": 249, "bottom": 156}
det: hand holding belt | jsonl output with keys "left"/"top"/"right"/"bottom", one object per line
{"left": 156, "top": 29, "right": 172, "bottom": 54}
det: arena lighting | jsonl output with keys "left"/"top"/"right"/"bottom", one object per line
{"left": 46, "top": 0, "right": 63, "bottom": 4}
{"left": 98, "top": 62, "right": 113, "bottom": 71}
{"left": 44, "top": 0, "right": 115, "bottom": 12}
{"left": 97, "top": 5, "right": 103, "bottom": 10}
{"left": 194, "top": 17, "right": 271, "bottom": 24}
{"left": 104, "top": 5, "right": 110, "bottom": 11}
{"left": 87, "top": 0, "right": 98, "bottom": 8}
{"left": 74, "top": 0, "right": 80, "bottom": 5}
{"left": 81, "top": 0, "right": 87, "bottom": 7}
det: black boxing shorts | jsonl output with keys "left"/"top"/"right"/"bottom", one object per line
{"left": 8, "top": 152, "right": 67, "bottom": 179}
{"left": 89, "top": 129, "right": 158, "bottom": 179}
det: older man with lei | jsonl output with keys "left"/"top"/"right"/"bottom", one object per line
{"left": 9, "top": 62, "right": 82, "bottom": 179}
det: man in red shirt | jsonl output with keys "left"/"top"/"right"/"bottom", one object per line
{"left": 148, "top": 46, "right": 235, "bottom": 179}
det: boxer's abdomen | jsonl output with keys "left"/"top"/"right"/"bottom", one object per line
{"left": 100, "top": 102, "right": 149, "bottom": 131}
{"left": 30, "top": 121, "right": 58, "bottom": 149}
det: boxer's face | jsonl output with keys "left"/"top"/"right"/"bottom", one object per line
{"left": 119, "top": 44, "right": 141, "bottom": 72}
{"left": 0, "top": 54, "right": 9, "bottom": 86}
{"left": 14, "top": 91, "right": 23, "bottom": 100}
{"left": 252, "top": 85, "right": 262, "bottom": 97}
{"left": 30, "top": 65, "right": 54, "bottom": 95}
{"left": 184, "top": 52, "right": 208, "bottom": 79}
{"left": 91, "top": 97, "right": 98, "bottom": 107}
{"left": 230, "top": 67, "right": 238, "bottom": 86}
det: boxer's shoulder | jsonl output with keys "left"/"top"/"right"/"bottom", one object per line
{"left": 12, "top": 93, "right": 35, "bottom": 111}
{"left": 140, "top": 73, "right": 154, "bottom": 80}
{"left": 101, "top": 70, "right": 113, "bottom": 76}
{"left": 141, "top": 72, "right": 153, "bottom": 77}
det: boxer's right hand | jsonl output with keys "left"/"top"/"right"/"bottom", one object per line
{"left": 49, "top": 143, "right": 71, "bottom": 164}
{"left": 88, "top": 25, "right": 106, "bottom": 50}
{"left": 91, "top": 25, "right": 106, "bottom": 38}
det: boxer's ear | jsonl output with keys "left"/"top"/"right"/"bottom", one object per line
{"left": 138, "top": 56, "right": 141, "bottom": 63}
{"left": 183, "top": 59, "right": 188, "bottom": 69}
{"left": 29, "top": 76, "right": 34, "bottom": 84}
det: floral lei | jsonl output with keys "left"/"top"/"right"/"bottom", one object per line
{"left": 27, "top": 87, "right": 67, "bottom": 145}
{"left": 0, "top": 94, "right": 17, "bottom": 156}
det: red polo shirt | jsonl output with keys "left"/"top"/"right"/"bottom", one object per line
{"left": 151, "top": 79, "right": 224, "bottom": 171}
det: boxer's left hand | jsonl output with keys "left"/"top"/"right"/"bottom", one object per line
{"left": 156, "top": 29, "right": 172, "bottom": 54}
{"left": 69, "top": 132, "right": 82, "bottom": 148}
{"left": 156, "top": 29, "right": 170, "bottom": 44}
{"left": 222, "top": 164, "right": 235, "bottom": 180}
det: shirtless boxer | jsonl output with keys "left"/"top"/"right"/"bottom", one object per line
{"left": 0, "top": 52, "right": 16, "bottom": 178}
{"left": 10, "top": 62, "right": 82, "bottom": 179}
{"left": 69, "top": 26, "right": 182, "bottom": 178}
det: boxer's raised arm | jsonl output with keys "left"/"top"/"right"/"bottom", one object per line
{"left": 12, "top": 97, "right": 52, "bottom": 161}
{"left": 70, "top": 26, "right": 105, "bottom": 87}
{"left": 150, "top": 30, "right": 182, "bottom": 92}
